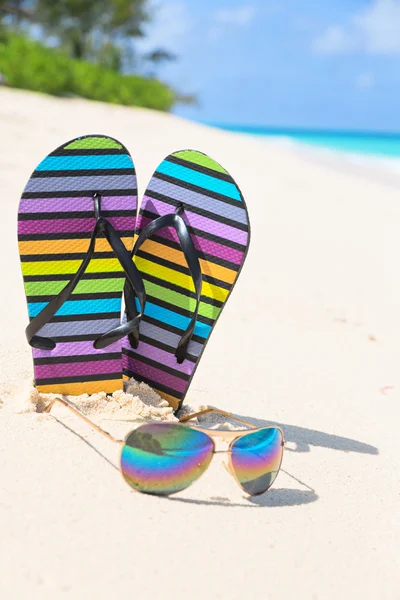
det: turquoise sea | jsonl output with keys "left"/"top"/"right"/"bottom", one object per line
{"left": 212, "top": 124, "right": 400, "bottom": 159}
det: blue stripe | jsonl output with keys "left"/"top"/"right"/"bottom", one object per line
{"left": 158, "top": 161, "right": 241, "bottom": 201}
{"left": 36, "top": 154, "right": 133, "bottom": 171}
{"left": 28, "top": 298, "right": 121, "bottom": 318}
{"left": 137, "top": 299, "right": 211, "bottom": 339}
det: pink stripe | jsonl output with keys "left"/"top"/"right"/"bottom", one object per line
{"left": 137, "top": 215, "right": 245, "bottom": 265}
{"left": 35, "top": 358, "right": 121, "bottom": 379}
{"left": 133, "top": 360, "right": 188, "bottom": 393}
{"left": 33, "top": 340, "right": 122, "bottom": 359}
{"left": 18, "top": 216, "right": 135, "bottom": 235}
{"left": 131, "top": 342, "right": 195, "bottom": 376}
{"left": 142, "top": 196, "right": 248, "bottom": 246}
{"left": 19, "top": 195, "right": 136, "bottom": 214}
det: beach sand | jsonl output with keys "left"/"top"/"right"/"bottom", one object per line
{"left": 0, "top": 87, "right": 399, "bottom": 599}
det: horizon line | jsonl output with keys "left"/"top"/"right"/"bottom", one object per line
{"left": 205, "top": 122, "right": 400, "bottom": 139}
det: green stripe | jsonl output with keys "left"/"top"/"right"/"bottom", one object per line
{"left": 24, "top": 278, "right": 125, "bottom": 296}
{"left": 145, "top": 281, "right": 221, "bottom": 320}
{"left": 64, "top": 137, "right": 122, "bottom": 150}
{"left": 172, "top": 150, "right": 228, "bottom": 175}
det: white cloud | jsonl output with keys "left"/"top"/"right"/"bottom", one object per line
{"left": 213, "top": 6, "right": 256, "bottom": 26}
{"left": 312, "top": 25, "right": 355, "bottom": 54}
{"left": 356, "top": 72, "right": 375, "bottom": 89}
{"left": 355, "top": 0, "right": 400, "bottom": 54}
{"left": 137, "top": 2, "right": 191, "bottom": 53}
{"left": 313, "top": 0, "right": 400, "bottom": 56}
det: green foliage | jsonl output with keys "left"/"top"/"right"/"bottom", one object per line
{"left": 29, "top": 0, "right": 150, "bottom": 62}
{"left": 0, "top": 34, "right": 175, "bottom": 110}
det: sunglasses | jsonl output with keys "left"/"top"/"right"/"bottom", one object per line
{"left": 45, "top": 398, "right": 285, "bottom": 497}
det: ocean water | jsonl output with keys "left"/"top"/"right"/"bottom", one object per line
{"left": 213, "top": 124, "right": 400, "bottom": 159}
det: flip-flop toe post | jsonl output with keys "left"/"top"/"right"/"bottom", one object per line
{"left": 122, "top": 150, "right": 250, "bottom": 410}
{"left": 18, "top": 134, "right": 137, "bottom": 395}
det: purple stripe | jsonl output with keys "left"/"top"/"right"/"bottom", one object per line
{"left": 137, "top": 216, "right": 245, "bottom": 265}
{"left": 142, "top": 196, "right": 248, "bottom": 245}
{"left": 33, "top": 340, "right": 121, "bottom": 359}
{"left": 132, "top": 342, "right": 195, "bottom": 376}
{"left": 35, "top": 358, "right": 121, "bottom": 379}
{"left": 19, "top": 195, "right": 136, "bottom": 214}
{"left": 133, "top": 360, "right": 188, "bottom": 393}
{"left": 18, "top": 216, "right": 135, "bottom": 235}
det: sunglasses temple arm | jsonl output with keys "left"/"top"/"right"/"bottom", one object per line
{"left": 179, "top": 408, "right": 256, "bottom": 429}
{"left": 44, "top": 397, "right": 122, "bottom": 444}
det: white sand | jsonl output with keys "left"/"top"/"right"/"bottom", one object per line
{"left": 0, "top": 87, "right": 399, "bottom": 599}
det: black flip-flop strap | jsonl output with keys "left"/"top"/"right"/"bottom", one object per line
{"left": 127, "top": 206, "right": 202, "bottom": 363}
{"left": 26, "top": 215, "right": 146, "bottom": 350}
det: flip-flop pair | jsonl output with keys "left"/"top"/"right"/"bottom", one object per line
{"left": 18, "top": 135, "right": 250, "bottom": 411}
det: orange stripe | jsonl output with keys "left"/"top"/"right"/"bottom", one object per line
{"left": 122, "top": 376, "right": 180, "bottom": 410}
{"left": 19, "top": 237, "right": 133, "bottom": 255}
{"left": 141, "top": 239, "right": 237, "bottom": 285}
{"left": 36, "top": 379, "right": 122, "bottom": 396}
{"left": 152, "top": 388, "right": 180, "bottom": 410}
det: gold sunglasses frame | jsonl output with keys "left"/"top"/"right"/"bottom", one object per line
{"left": 44, "top": 397, "right": 285, "bottom": 496}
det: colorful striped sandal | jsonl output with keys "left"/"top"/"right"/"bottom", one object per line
{"left": 122, "top": 150, "right": 250, "bottom": 411}
{"left": 18, "top": 134, "right": 144, "bottom": 396}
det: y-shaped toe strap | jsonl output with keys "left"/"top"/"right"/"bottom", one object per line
{"left": 126, "top": 205, "right": 202, "bottom": 363}
{"left": 26, "top": 194, "right": 146, "bottom": 351}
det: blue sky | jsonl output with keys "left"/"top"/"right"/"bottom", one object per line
{"left": 137, "top": 0, "right": 400, "bottom": 131}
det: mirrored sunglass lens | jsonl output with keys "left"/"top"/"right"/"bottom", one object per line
{"left": 230, "top": 428, "right": 283, "bottom": 495}
{"left": 120, "top": 423, "right": 214, "bottom": 495}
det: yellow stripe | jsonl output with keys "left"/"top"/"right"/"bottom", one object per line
{"left": 36, "top": 379, "right": 122, "bottom": 396}
{"left": 141, "top": 239, "right": 237, "bottom": 285}
{"left": 22, "top": 258, "right": 124, "bottom": 276}
{"left": 135, "top": 256, "right": 229, "bottom": 303}
{"left": 19, "top": 237, "right": 133, "bottom": 255}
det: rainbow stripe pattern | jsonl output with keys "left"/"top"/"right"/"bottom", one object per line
{"left": 122, "top": 150, "right": 250, "bottom": 410}
{"left": 18, "top": 135, "right": 137, "bottom": 395}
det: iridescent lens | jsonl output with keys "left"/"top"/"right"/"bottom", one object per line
{"left": 120, "top": 423, "right": 214, "bottom": 495}
{"left": 230, "top": 428, "right": 283, "bottom": 495}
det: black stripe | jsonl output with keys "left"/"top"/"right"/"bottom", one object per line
{"left": 144, "top": 188, "right": 248, "bottom": 230}
{"left": 18, "top": 230, "right": 134, "bottom": 241}
{"left": 140, "top": 209, "right": 247, "bottom": 252}
{"left": 166, "top": 155, "right": 234, "bottom": 182}
{"left": 122, "top": 335, "right": 197, "bottom": 363}
{"left": 121, "top": 370, "right": 183, "bottom": 400}
{"left": 132, "top": 233, "right": 240, "bottom": 272}
{"left": 21, "top": 252, "right": 120, "bottom": 262}
{"left": 27, "top": 292, "right": 122, "bottom": 302}
{"left": 50, "top": 148, "right": 128, "bottom": 157}
{"left": 126, "top": 352, "right": 190, "bottom": 382}
{"left": 35, "top": 372, "right": 121, "bottom": 385}
{"left": 32, "top": 168, "right": 134, "bottom": 178}
{"left": 139, "top": 272, "right": 224, "bottom": 308}
{"left": 140, "top": 315, "right": 206, "bottom": 346}
{"left": 23, "top": 272, "right": 124, "bottom": 282}
{"left": 18, "top": 210, "right": 134, "bottom": 221}
{"left": 34, "top": 352, "right": 121, "bottom": 365}
{"left": 136, "top": 249, "right": 232, "bottom": 292}
{"left": 145, "top": 295, "right": 215, "bottom": 327}
{"left": 22, "top": 189, "right": 137, "bottom": 199}
{"left": 153, "top": 172, "right": 243, "bottom": 208}
{"left": 30, "top": 312, "right": 120, "bottom": 323}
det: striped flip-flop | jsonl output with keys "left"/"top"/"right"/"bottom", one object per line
{"left": 122, "top": 150, "right": 250, "bottom": 411}
{"left": 18, "top": 134, "right": 138, "bottom": 396}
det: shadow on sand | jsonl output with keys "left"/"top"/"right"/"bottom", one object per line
{"left": 50, "top": 410, "right": 378, "bottom": 509}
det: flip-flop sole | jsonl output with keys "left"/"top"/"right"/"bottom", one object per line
{"left": 18, "top": 135, "right": 137, "bottom": 395}
{"left": 122, "top": 150, "right": 250, "bottom": 410}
